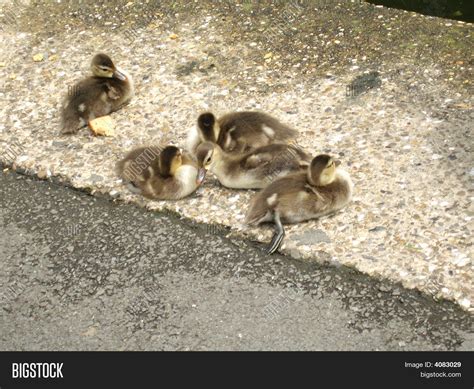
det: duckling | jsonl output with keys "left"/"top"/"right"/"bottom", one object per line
{"left": 187, "top": 111, "right": 297, "bottom": 154}
{"left": 116, "top": 145, "right": 206, "bottom": 200}
{"left": 195, "top": 141, "right": 311, "bottom": 189}
{"left": 245, "top": 154, "right": 353, "bottom": 254}
{"left": 60, "top": 53, "right": 134, "bottom": 135}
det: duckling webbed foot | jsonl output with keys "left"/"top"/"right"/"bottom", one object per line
{"left": 267, "top": 211, "right": 285, "bottom": 255}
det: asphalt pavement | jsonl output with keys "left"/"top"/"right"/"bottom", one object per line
{"left": 0, "top": 171, "right": 472, "bottom": 351}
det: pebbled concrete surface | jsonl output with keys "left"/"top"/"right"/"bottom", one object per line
{"left": 0, "top": 171, "right": 472, "bottom": 351}
{"left": 0, "top": 0, "right": 472, "bottom": 310}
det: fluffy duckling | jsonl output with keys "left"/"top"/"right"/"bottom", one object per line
{"left": 196, "top": 141, "right": 311, "bottom": 189}
{"left": 60, "top": 53, "right": 134, "bottom": 135}
{"left": 116, "top": 145, "right": 205, "bottom": 200}
{"left": 187, "top": 111, "right": 297, "bottom": 154}
{"left": 245, "top": 154, "right": 353, "bottom": 254}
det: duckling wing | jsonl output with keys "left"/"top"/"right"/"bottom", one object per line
{"left": 220, "top": 128, "right": 269, "bottom": 153}
{"left": 257, "top": 112, "right": 297, "bottom": 140}
{"left": 218, "top": 112, "right": 297, "bottom": 153}
{"left": 243, "top": 152, "right": 275, "bottom": 170}
{"left": 116, "top": 146, "right": 162, "bottom": 184}
{"left": 241, "top": 144, "right": 309, "bottom": 178}
{"left": 68, "top": 78, "right": 108, "bottom": 105}
{"left": 293, "top": 183, "right": 334, "bottom": 217}
{"left": 245, "top": 192, "right": 274, "bottom": 225}
{"left": 60, "top": 79, "right": 104, "bottom": 133}
{"left": 304, "top": 184, "right": 325, "bottom": 202}
{"left": 245, "top": 173, "right": 305, "bottom": 224}
{"left": 289, "top": 145, "right": 312, "bottom": 164}
{"left": 64, "top": 79, "right": 109, "bottom": 114}
{"left": 85, "top": 78, "right": 124, "bottom": 110}
{"left": 105, "top": 84, "right": 122, "bottom": 100}
{"left": 219, "top": 111, "right": 297, "bottom": 140}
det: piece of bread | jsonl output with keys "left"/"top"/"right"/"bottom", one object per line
{"left": 89, "top": 116, "right": 115, "bottom": 136}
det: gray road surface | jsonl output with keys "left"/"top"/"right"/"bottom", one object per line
{"left": 0, "top": 171, "right": 472, "bottom": 351}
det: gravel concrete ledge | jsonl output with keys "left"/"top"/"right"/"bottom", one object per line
{"left": 1, "top": 0, "right": 472, "bottom": 311}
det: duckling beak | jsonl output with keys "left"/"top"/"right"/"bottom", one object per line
{"left": 335, "top": 160, "right": 341, "bottom": 167}
{"left": 197, "top": 168, "right": 207, "bottom": 185}
{"left": 114, "top": 69, "right": 126, "bottom": 81}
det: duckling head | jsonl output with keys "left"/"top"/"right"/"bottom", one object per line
{"left": 308, "top": 154, "right": 340, "bottom": 186}
{"left": 159, "top": 146, "right": 182, "bottom": 177}
{"left": 91, "top": 53, "right": 126, "bottom": 81}
{"left": 196, "top": 140, "right": 224, "bottom": 178}
{"left": 196, "top": 142, "right": 216, "bottom": 169}
{"left": 197, "top": 112, "right": 219, "bottom": 143}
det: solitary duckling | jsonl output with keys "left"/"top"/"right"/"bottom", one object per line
{"left": 196, "top": 141, "right": 311, "bottom": 189}
{"left": 187, "top": 111, "right": 297, "bottom": 154}
{"left": 116, "top": 145, "right": 205, "bottom": 200}
{"left": 60, "top": 53, "right": 134, "bottom": 135}
{"left": 245, "top": 154, "right": 353, "bottom": 254}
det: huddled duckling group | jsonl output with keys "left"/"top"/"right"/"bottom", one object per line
{"left": 61, "top": 54, "right": 353, "bottom": 254}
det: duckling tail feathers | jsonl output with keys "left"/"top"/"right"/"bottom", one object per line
{"left": 245, "top": 193, "right": 278, "bottom": 225}
{"left": 245, "top": 208, "right": 269, "bottom": 225}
